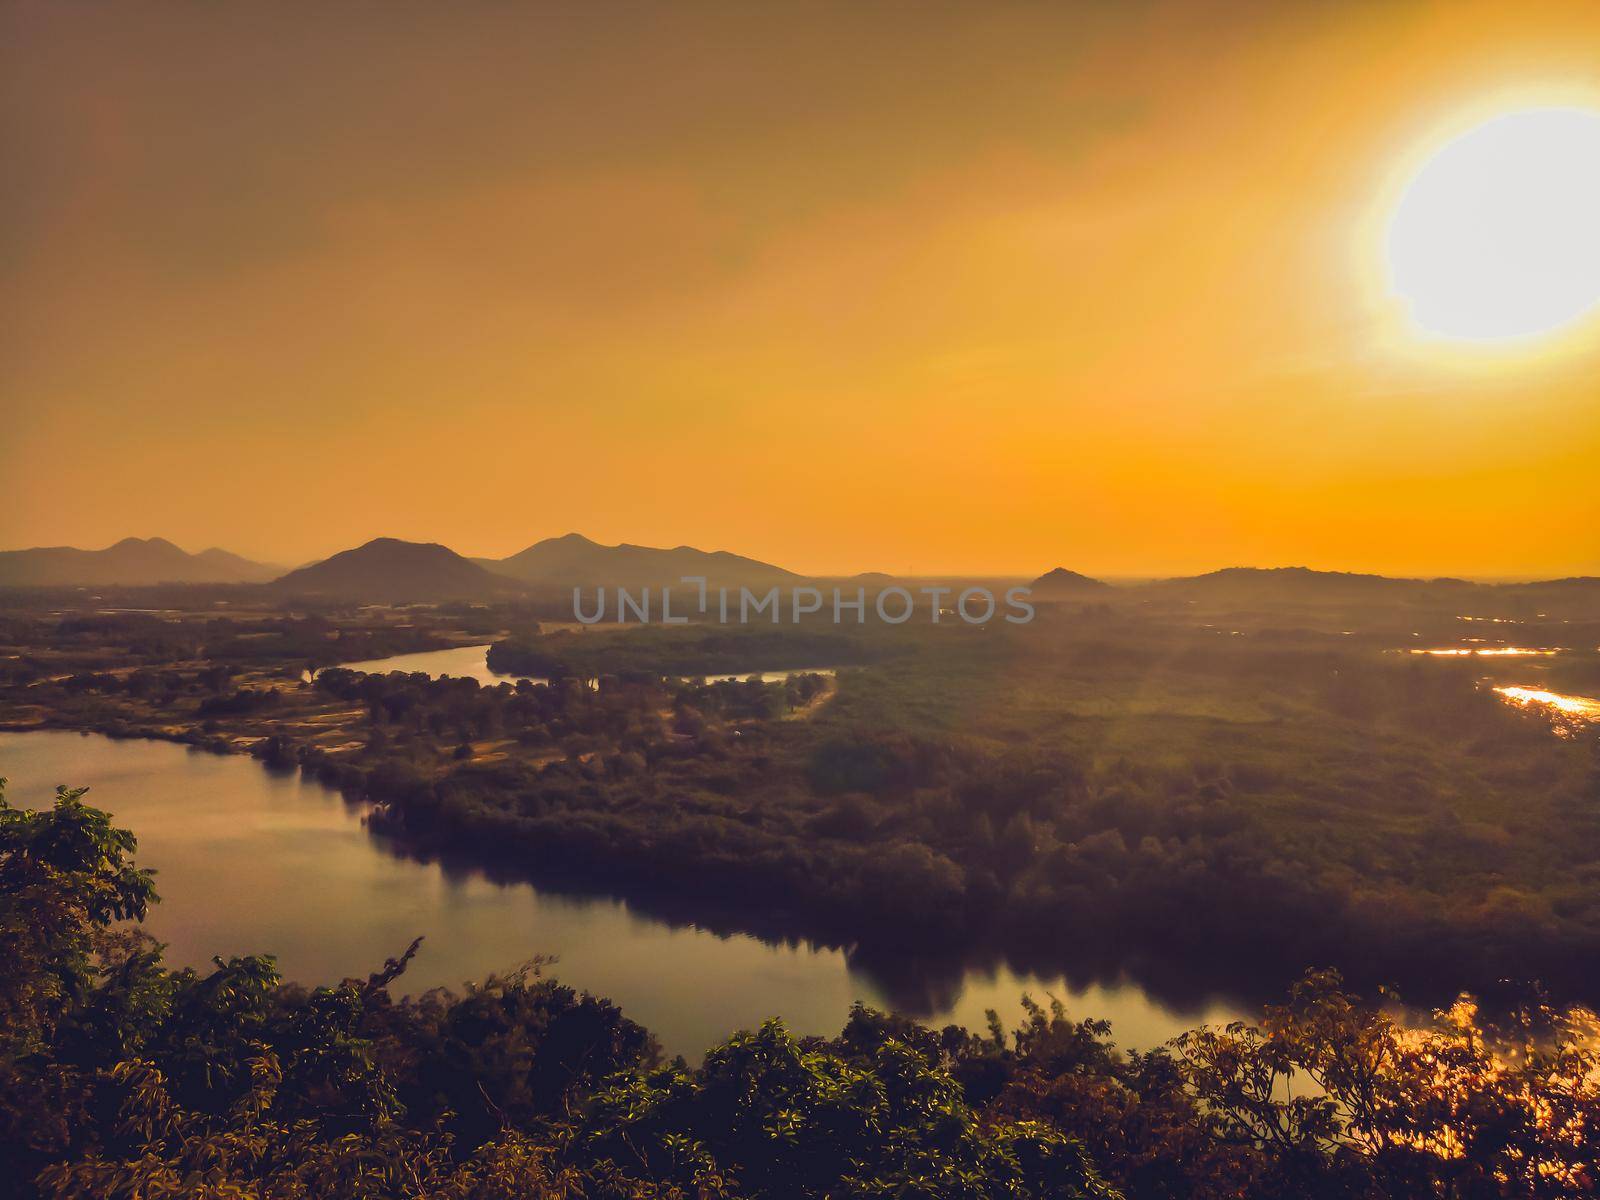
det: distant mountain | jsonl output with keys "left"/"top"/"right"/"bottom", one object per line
{"left": 1520, "top": 576, "right": 1600, "bottom": 588}
{"left": 483, "top": 533, "right": 798, "bottom": 591}
{"left": 1149, "top": 566, "right": 1472, "bottom": 605}
{"left": 0, "top": 537, "right": 279, "bottom": 586}
{"left": 1030, "top": 566, "right": 1110, "bottom": 594}
{"left": 195, "top": 547, "right": 277, "bottom": 578}
{"left": 271, "top": 538, "right": 519, "bottom": 602}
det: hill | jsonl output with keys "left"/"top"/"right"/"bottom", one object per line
{"left": 271, "top": 538, "right": 519, "bottom": 602}
{"left": 0, "top": 537, "right": 278, "bottom": 586}
{"left": 1149, "top": 566, "right": 1466, "bottom": 604}
{"left": 1136, "top": 566, "right": 1600, "bottom": 612}
{"left": 1029, "top": 566, "right": 1110, "bottom": 595}
{"left": 483, "top": 532, "right": 798, "bottom": 591}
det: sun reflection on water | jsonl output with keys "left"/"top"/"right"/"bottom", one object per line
{"left": 1409, "top": 647, "right": 1560, "bottom": 657}
{"left": 1493, "top": 686, "right": 1600, "bottom": 735}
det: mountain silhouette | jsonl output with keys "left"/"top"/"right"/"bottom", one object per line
{"left": 271, "top": 538, "right": 519, "bottom": 601}
{"left": 482, "top": 532, "right": 797, "bottom": 591}
{"left": 1149, "top": 566, "right": 1475, "bottom": 604}
{"left": 0, "top": 537, "right": 278, "bottom": 586}
{"left": 1029, "top": 566, "right": 1110, "bottom": 594}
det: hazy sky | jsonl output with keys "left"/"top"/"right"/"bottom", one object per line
{"left": 4, "top": 0, "right": 1599, "bottom": 576}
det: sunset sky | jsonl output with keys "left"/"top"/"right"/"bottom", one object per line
{"left": 4, "top": 0, "right": 1599, "bottom": 578}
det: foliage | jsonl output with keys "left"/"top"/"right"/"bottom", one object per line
{"left": 3, "top": 783, "right": 1600, "bottom": 1198}
{"left": 0, "top": 781, "right": 157, "bottom": 1063}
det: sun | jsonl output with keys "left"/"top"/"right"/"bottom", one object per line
{"left": 1385, "top": 107, "right": 1600, "bottom": 343}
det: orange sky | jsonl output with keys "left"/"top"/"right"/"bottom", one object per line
{"left": 4, "top": 0, "right": 1599, "bottom": 577}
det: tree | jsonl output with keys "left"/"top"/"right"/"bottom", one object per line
{"left": 580, "top": 1017, "right": 1114, "bottom": 1199}
{"left": 0, "top": 781, "right": 156, "bottom": 1061}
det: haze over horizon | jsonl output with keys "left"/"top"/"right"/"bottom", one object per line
{"left": 6, "top": 0, "right": 1600, "bottom": 578}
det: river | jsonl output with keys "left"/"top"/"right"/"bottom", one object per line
{"left": 0, "top": 721, "right": 1244, "bottom": 1060}
{"left": 329, "top": 643, "right": 836, "bottom": 686}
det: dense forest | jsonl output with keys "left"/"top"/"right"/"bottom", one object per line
{"left": 3, "top": 781, "right": 1597, "bottom": 1198}
{"left": 314, "top": 619, "right": 1600, "bottom": 1003}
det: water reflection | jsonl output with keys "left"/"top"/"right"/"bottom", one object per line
{"left": 1493, "top": 685, "right": 1600, "bottom": 730}
{"left": 328, "top": 644, "right": 506, "bottom": 685}
{"left": 1404, "top": 647, "right": 1561, "bottom": 656}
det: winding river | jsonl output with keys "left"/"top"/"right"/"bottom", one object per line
{"left": 1, "top": 650, "right": 1247, "bottom": 1058}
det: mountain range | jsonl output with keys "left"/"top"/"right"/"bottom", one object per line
{"left": 6, "top": 536, "right": 1598, "bottom": 615}
{"left": 477, "top": 532, "right": 798, "bottom": 591}
{"left": 0, "top": 533, "right": 806, "bottom": 599}
{"left": 0, "top": 537, "right": 280, "bottom": 587}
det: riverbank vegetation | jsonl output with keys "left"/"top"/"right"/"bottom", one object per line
{"left": 486, "top": 623, "right": 888, "bottom": 680}
{"left": 3, "top": 783, "right": 1598, "bottom": 1199}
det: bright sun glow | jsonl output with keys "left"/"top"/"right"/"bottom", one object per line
{"left": 1386, "top": 108, "right": 1600, "bottom": 342}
